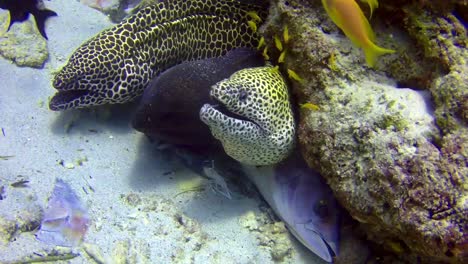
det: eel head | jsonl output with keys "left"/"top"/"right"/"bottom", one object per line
{"left": 49, "top": 28, "right": 146, "bottom": 111}
{"left": 200, "top": 66, "right": 295, "bottom": 165}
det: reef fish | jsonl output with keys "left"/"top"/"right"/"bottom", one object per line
{"left": 243, "top": 151, "right": 340, "bottom": 263}
{"left": 321, "top": 0, "right": 394, "bottom": 67}
{"left": 35, "top": 179, "right": 89, "bottom": 247}
{"left": 0, "top": 0, "right": 57, "bottom": 39}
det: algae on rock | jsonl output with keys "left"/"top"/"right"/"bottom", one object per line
{"left": 0, "top": 12, "right": 49, "bottom": 68}
{"left": 402, "top": 6, "right": 468, "bottom": 135}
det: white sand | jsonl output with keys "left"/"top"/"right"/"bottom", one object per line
{"left": 0, "top": 1, "right": 323, "bottom": 263}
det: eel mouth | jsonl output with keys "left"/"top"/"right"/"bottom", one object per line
{"left": 49, "top": 90, "right": 90, "bottom": 111}
{"left": 209, "top": 98, "right": 262, "bottom": 129}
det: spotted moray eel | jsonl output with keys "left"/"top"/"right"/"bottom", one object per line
{"left": 49, "top": 0, "right": 269, "bottom": 110}
{"left": 200, "top": 66, "right": 296, "bottom": 166}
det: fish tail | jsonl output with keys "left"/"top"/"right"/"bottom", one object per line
{"left": 33, "top": 8, "right": 57, "bottom": 39}
{"left": 1, "top": 12, "right": 10, "bottom": 36}
{"left": 364, "top": 42, "right": 395, "bottom": 67}
{"left": 359, "top": 0, "right": 379, "bottom": 18}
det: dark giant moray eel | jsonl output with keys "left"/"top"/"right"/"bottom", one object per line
{"left": 132, "top": 48, "right": 266, "bottom": 152}
{"left": 49, "top": 0, "right": 269, "bottom": 111}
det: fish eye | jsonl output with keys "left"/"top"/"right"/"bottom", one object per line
{"left": 314, "top": 200, "right": 330, "bottom": 219}
{"left": 239, "top": 89, "right": 248, "bottom": 102}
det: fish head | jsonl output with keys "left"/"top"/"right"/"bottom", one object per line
{"left": 273, "top": 155, "right": 340, "bottom": 262}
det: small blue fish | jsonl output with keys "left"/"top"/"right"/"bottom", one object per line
{"left": 35, "top": 179, "right": 89, "bottom": 247}
{"left": 243, "top": 151, "right": 340, "bottom": 263}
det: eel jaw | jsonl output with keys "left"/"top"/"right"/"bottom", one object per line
{"left": 49, "top": 71, "right": 94, "bottom": 111}
{"left": 49, "top": 90, "right": 92, "bottom": 111}
{"left": 199, "top": 102, "right": 261, "bottom": 133}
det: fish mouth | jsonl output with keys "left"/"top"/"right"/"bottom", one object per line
{"left": 209, "top": 98, "right": 262, "bottom": 129}
{"left": 49, "top": 90, "right": 90, "bottom": 111}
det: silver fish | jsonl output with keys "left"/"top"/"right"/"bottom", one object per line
{"left": 242, "top": 151, "right": 340, "bottom": 263}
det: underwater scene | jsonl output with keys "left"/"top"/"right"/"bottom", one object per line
{"left": 0, "top": 0, "right": 466, "bottom": 263}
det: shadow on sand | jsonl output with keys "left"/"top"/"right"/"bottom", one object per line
{"left": 49, "top": 102, "right": 139, "bottom": 136}
{"left": 128, "top": 134, "right": 260, "bottom": 223}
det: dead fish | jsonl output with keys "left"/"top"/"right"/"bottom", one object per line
{"left": 0, "top": 0, "right": 57, "bottom": 39}
{"left": 36, "top": 179, "right": 89, "bottom": 247}
{"left": 175, "top": 147, "right": 340, "bottom": 262}
{"left": 242, "top": 150, "right": 340, "bottom": 263}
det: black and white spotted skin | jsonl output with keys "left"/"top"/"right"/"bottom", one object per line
{"left": 200, "top": 66, "right": 296, "bottom": 166}
{"left": 49, "top": 0, "right": 269, "bottom": 111}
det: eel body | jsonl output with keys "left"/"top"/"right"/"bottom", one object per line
{"left": 132, "top": 48, "right": 265, "bottom": 152}
{"left": 49, "top": 0, "right": 269, "bottom": 110}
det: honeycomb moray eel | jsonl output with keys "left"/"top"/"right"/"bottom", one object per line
{"left": 200, "top": 66, "right": 296, "bottom": 166}
{"left": 49, "top": 0, "right": 269, "bottom": 111}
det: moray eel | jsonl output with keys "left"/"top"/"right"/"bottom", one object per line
{"left": 132, "top": 48, "right": 265, "bottom": 152}
{"left": 200, "top": 65, "right": 296, "bottom": 166}
{"left": 49, "top": 0, "right": 269, "bottom": 111}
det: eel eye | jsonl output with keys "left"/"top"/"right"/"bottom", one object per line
{"left": 239, "top": 89, "right": 248, "bottom": 102}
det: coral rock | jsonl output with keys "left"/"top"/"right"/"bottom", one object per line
{"left": 262, "top": 0, "right": 467, "bottom": 262}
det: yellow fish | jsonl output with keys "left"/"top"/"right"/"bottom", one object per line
{"left": 287, "top": 69, "right": 304, "bottom": 83}
{"left": 283, "top": 25, "right": 290, "bottom": 44}
{"left": 247, "top": 11, "right": 262, "bottom": 22}
{"left": 247, "top": 20, "right": 257, "bottom": 32}
{"left": 300, "top": 103, "right": 320, "bottom": 111}
{"left": 274, "top": 35, "right": 283, "bottom": 51}
{"left": 321, "top": 0, "right": 394, "bottom": 67}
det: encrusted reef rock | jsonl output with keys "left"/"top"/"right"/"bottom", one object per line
{"left": 0, "top": 11, "right": 49, "bottom": 68}
{"left": 0, "top": 178, "right": 43, "bottom": 246}
{"left": 239, "top": 210, "right": 294, "bottom": 262}
{"left": 261, "top": 0, "right": 467, "bottom": 262}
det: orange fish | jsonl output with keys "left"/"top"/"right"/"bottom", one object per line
{"left": 322, "top": 0, "right": 394, "bottom": 67}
